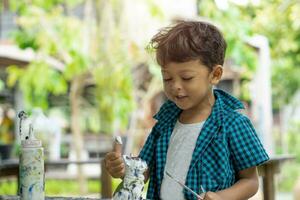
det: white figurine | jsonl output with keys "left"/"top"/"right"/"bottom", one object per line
{"left": 113, "top": 155, "right": 148, "bottom": 200}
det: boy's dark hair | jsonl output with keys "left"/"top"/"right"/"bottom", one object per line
{"left": 149, "top": 20, "right": 227, "bottom": 70}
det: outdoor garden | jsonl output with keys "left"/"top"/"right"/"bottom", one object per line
{"left": 0, "top": 0, "right": 299, "bottom": 199}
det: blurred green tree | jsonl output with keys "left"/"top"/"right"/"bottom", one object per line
{"left": 6, "top": 0, "right": 138, "bottom": 193}
{"left": 198, "top": 0, "right": 300, "bottom": 108}
{"left": 252, "top": 0, "right": 300, "bottom": 109}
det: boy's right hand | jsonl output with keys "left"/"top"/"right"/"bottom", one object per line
{"left": 104, "top": 137, "right": 125, "bottom": 179}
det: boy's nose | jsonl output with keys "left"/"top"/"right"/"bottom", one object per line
{"left": 173, "top": 80, "right": 182, "bottom": 91}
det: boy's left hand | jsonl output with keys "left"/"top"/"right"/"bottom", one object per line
{"left": 200, "top": 191, "right": 222, "bottom": 200}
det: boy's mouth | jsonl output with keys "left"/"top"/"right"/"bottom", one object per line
{"left": 175, "top": 95, "right": 188, "bottom": 100}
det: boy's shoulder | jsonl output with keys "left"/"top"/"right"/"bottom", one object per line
{"left": 222, "top": 106, "right": 249, "bottom": 125}
{"left": 214, "top": 89, "right": 252, "bottom": 126}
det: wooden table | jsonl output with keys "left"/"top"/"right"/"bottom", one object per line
{"left": 1, "top": 155, "right": 295, "bottom": 200}
{"left": 0, "top": 195, "right": 105, "bottom": 200}
{"left": 258, "top": 155, "right": 295, "bottom": 200}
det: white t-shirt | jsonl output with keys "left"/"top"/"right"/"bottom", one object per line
{"left": 160, "top": 120, "right": 205, "bottom": 200}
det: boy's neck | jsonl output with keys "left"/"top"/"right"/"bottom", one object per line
{"left": 179, "top": 93, "right": 215, "bottom": 124}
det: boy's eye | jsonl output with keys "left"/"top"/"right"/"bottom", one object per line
{"left": 182, "top": 77, "right": 193, "bottom": 81}
{"left": 163, "top": 78, "right": 172, "bottom": 82}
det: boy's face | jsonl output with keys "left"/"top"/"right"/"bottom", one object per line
{"left": 161, "top": 60, "right": 221, "bottom": 111}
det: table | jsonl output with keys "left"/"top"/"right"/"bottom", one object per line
{"left": 0, "top": 195, "right": 103, "bottom": 200}
{"left": 257, "top": 155, "right": 295, "bottom": 200}
{"left": 1, "top": 155, "right": 295, "bottom": 200}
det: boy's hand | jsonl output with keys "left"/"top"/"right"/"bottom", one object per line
{"left": 201, "top": 192, "right": 222, "bottom": 200}
{"left": 104, "top": 137, "right": 125, "bottom": 178}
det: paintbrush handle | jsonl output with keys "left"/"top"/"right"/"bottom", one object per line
{"left": 165, "top": 171, "right": 202, "bottom": 199}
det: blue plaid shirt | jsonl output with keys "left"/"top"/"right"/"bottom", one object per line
{"left": 139, "top": 89, "right": 269, "bottom": 200}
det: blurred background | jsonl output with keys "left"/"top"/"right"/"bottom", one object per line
{"left": 0, "top": 0, "right": 299, "bottom": 199}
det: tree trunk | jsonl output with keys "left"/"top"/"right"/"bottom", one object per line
{"left": 70, "top": 75, "right": 87, "bottom": 194}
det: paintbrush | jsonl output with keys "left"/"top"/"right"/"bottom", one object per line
{"left": 165, "top": 171, "right": 204, "bottom": 200}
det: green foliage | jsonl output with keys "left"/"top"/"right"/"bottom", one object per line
{"left": 278, "top": 121, "right": 300, "bottom": 191}
{"left": 147, "top": 0, "right": 165, "bottom": 20}
{"left": 7, "top": 63, "right": 67, "bottom": 110}
{"left": 64, "top": 51, "right": 90, "bottom": 81}
{"left": 0, "top": 180, "right": 17, "bottom": 195}
{"left": 9, "top": 0, "right": 83, "bottom": 14}
{"left": 45, "top": 179, "right": 100, "bottom": 195}
{"left": 286, "top": 122, "right": 300, "bottom": 162}
{"left": 6, "top": 1, "right": 136, "bottom": 133}
{"left": 0, "top": 179, "right": 100, "bottom": 195}
{"left": 252, "top": 0, "right": 300, "bottom": 107}
{"left": 0, "top": 178, "right": 122, "bottom": 196}
{"left": 80, "top": 106, "right": 101, "bottom": 134}
{"left": 199, "top": 1, "right": 258, "bottom": 72}
{"left": 0, "top": 79, "right": 4, "bottom": 92}
{"left": 11, "top": 29, "right": 39, "bottom": 50}
{"left": 6, "top": 5, "right": 82, "bottom": 110}
{"left": 198, "top": 1, "right": 258, "bottom": 102}
{"left": 278, "top": 161, "right": 300, "bottom": 192}
{"left": 199, "top": 0, "right": 300, "bottom": 106}
{"left": 93, "top": 63, "right": 134, "bottom": 133}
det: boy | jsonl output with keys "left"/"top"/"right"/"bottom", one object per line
{"left": 105, "top": 20, "right": 269, "bottom": 200}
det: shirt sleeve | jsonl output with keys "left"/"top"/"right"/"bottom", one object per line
{"left": 139, "top": 124, "right": 159, "bottom": 168}
{"left": 229, "top": 115, "right": 269, "bottom": 171}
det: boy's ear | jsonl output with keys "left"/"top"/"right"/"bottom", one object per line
{"left": 210, "top": 65, "right": 223, "bottom": 85}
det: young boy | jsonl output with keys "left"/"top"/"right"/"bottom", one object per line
{"left": 105, "top": 20, "right": 269, "bottom": 200}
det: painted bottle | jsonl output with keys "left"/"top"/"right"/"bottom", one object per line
{"left": 18, "top": 111, "right": 45, "bottom": 200}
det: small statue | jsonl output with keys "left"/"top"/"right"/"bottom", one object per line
{"left": 113, "top": 137, "right": 147, "bottom": 200}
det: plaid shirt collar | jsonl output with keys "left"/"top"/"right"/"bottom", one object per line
{"left": 153, "top": 89, "right": 244, "bottom": 127}
{"left": 151, "top": 89, "right": 245, "bottom": 198}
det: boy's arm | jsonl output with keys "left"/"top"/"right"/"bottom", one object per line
{"left": 208, "top": 115, "right": 268, "bottom": 200}
{"left": 206, "top": 166, "right": 258, "bottom": 200}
